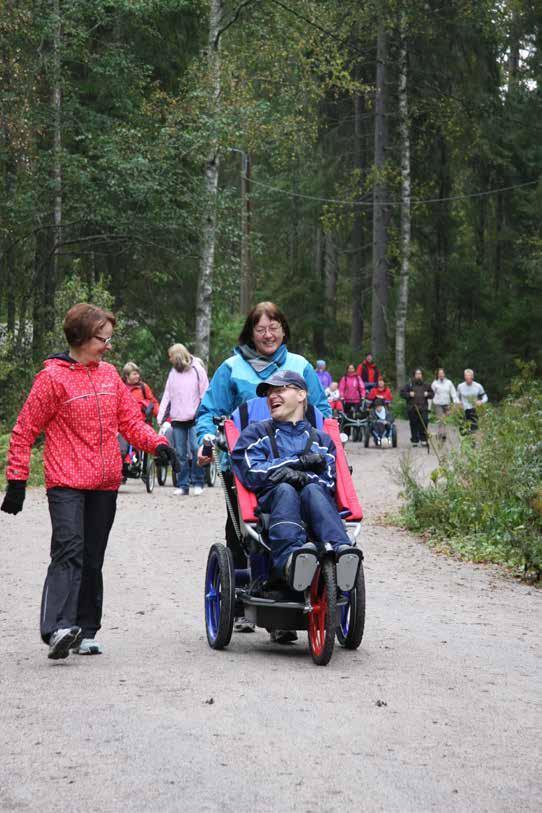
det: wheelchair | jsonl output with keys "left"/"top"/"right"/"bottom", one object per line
{"left": 122, "top": 443, "right": 157, "bottom": 493}
{"left": 204, "top": 400, "right": 365, "bottom": 666}
{"left": 338, "top": 400, "right": 369, "bottom": 444}
{"left": 364, "top": 401, "right": 397, "bottom": 448}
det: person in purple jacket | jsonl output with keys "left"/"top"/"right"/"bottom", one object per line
{"left": 315, "top": 360, "right": 332, "bottom": 391}
{"left": 157, "top": 343, "right": 209, "bottom": 495}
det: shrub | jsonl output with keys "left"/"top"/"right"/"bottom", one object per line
{"left": 399, "top": 380, "right": 542, "bottom": 579}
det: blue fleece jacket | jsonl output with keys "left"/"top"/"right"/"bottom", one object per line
{"left": 196, "top": 345, "right": 331, "bottom": 443}
{"left": 231, "top": 418, "right": 336, "bottom": 498}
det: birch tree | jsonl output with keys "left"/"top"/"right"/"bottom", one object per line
{"left": 195, "top": 0, "right": 223, "bottom": 365}
{"left": 395, "top": 8, "right": 411, "bottom": 389}
{"left": 371, "top": 10, "right": 390, "bottom": 359}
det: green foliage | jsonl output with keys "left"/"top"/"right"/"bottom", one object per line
{"left": 0, "top": 433, "right": 44, "bottom": 487}
{"left": 400, "top": 378, "right": 542, "bottom": 578}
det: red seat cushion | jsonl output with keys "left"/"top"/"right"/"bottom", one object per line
{"left": 224, "top": 418, "right": 363, "bottom": 523}
{"left": 224, "top": 420, "right": 259, "bottom": 522}
{"left": 323, "top": 418, "right": 363, "bottom": 521}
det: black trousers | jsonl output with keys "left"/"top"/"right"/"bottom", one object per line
{"left": 40, "top": 488, "right": 117, "bottom": 643}
{"left": 408, "top": 407, "right": 429, "bottom": 443}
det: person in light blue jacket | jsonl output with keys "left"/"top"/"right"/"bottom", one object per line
{"left": 196, "top": 302, "right": 330, "bottom": 448}
{"left": 195, "top": 301, "right": 330, "bottom": 640}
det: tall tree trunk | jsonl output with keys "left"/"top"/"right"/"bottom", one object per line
{"left": 324, "top": 232, "right": 337, "bottom": 324}
{"left": 395, "top": 10, "right": 411, "bottom": 389}
{"left": 1, "top": 0, "right": 16, "bottom": 334}
{"left": 50, "top": 0, "right": 62, "bottom": 332}
{"left": 195, "top": 0, "right": 223, "bottom": 365}
{"left": 371, "top": 12, "right": 390, "bottom": 360}
{"left": 239, "top": 151, "right": 252, "bottom": 314}
{"left": 313, "top": 223, "right": 325, "bottom": 356}
{"left": 350, "top": 92, "right": 365, "bottom": 354}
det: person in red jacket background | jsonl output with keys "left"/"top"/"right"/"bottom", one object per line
{"left": 122, "top": 361, "right": 159, "bottom": 422}
{"left": 1, "top": 303, "right": 178, "bottom": 661}
{"left": 357, "top": 353, "right": 380, "bottom": 394}
{"left": 367, "top": 376, "right": 393, "bottom": 403}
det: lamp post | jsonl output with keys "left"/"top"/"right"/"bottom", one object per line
{"left": 231, "top": 148, "right": 252, "bottom": 314}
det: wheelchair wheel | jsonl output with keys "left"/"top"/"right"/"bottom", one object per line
{"left": 363, "top": 427, "right": 370, "bottom": 448}
{"left": 308, "top": 558, "right": 337, "bottom": 666}
{"left": 157, "top": 463, "right": 168, "bottom": 486}
{"left": 145, "top": 457, "right": 156, "bottom": 493}
{"left": 205, "top": 459, "right": 217, "bottom": 488}
{"left": 336, "top": 562, "right": 365, "bottom": 649}
{"left": 391, "top": 425, "right": 398, "bottom": 448}
{"left": 205, "top": 543, "right": 235, "bottom": 650}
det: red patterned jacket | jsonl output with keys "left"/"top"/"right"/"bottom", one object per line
{"left": 6, "top": 354, "right": 168, "bottom": 491}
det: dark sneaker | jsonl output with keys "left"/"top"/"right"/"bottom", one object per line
{"left": 48, "top": 627, "right": 82, "bottom": 660}
{"left": 233, "top": 616, "right": 255, "bottom": 633}
{"left": 73, "top": 638, "right": 103, "bottom": 655}
{"left": 411, "top": 441, "right": 419, "bottom": 447}
{"left": 270, "top": 630, "right": 298, "bottom": 644}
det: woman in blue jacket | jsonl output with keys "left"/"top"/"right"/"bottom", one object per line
{"left": 196, "top": 301, "right": 330, "bottom": 638}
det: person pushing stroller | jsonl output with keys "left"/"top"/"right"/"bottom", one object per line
{"left": 231, "top": 371, "right": 362, "bottom": 591}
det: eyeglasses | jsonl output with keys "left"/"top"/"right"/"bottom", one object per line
{"left": 268, "top": 385, "right": 299, "bottom": 394}
{"left": 94, "top": 334, "right": 112, "bottom": 346}
{"left": 254, "top": 323, "right": 283, "bottom": 337}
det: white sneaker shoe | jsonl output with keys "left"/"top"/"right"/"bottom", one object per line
{"left": 73, "top": 638, "right": 102, "bottom": 655}
{"left": 193, "top": 486, "right": 204, "bottom": 496}
{"left": 173, "top": 488, "right": 189, "bottom": 495}
{"left": 48, "top": 626, "right": 82, "bottom": 660}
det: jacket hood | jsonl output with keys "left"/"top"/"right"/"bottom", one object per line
{"left": 44, "top": 353, "right": 100, "bottom": 370}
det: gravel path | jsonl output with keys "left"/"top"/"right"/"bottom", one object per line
{"left": 1, "top": 420, "right": 540, "bottom": 812}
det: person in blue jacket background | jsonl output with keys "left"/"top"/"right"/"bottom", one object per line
{"left": 196, "top": 301, "right": 330, "bottom": 638}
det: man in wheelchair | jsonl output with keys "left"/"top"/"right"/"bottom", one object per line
{"left": 231, "top": 370, "right": 363, "bottom": 594}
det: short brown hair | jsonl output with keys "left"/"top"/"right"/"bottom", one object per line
{"left": 63, "top": 303, "right": 116, "bottom": 347}
{"left": 238, "top": 301, "right": 290, "bottom": 346}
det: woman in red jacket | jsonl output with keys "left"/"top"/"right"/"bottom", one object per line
{"left": 367, "top": 376, "right": 393, "bottom": 403}
{"left": 1, "top": 303, "right": 178, "bottom": 660}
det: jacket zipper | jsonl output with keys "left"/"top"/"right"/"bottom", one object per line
{"left": 86, "top": 367, "right": 105, "bottom": 486}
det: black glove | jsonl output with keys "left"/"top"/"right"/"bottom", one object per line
{"left": 1, "top": 480, "right": 26, "bottom": 515}
{"left": 268, "top": 466, "right": 311, "bottom": 490}
{"left": 155, "top": 444, "right": 180, "bottom": 474}
{"left": 293, "top": 453, "right": 327, "bottom": 473}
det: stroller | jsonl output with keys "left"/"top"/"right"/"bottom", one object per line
{"left": 338, "top": 399, "right": 370, "bottom": 444}
{"left": 204, "top": 399, "right": 365, "bottom": 666}
{"left": 365, "top": 399, "right": 397, "bottom": 448}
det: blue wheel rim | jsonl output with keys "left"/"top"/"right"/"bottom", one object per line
{"left": 340, "top": 592, "right": 352, "bottom": 637}
{"left": 205, "top": 554, "right": 221, "bottom": 641}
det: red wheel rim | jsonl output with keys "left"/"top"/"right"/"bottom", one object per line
{"left": 308, "top": 568, "right": 328, "bottom": 657}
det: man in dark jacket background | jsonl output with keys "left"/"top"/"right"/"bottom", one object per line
{"left": 400, "top": 368, "right": 433, "bottom": 446}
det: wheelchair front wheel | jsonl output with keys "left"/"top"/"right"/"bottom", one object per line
{"left": 205, "top": 459, "right": 217, "bottom": 488}
{"left": 391, "top": 425, "right": 398, "bottom": 448}
{"left": 157, "top": 462, "right": 168, "bottom": 486}
{"left": 336, "top": 562, "right": 365, "bottom": 649}
{"left": 205, "top": 543, "right": 235, "bottom": 650}
{"left": 308, "top": 558, "right": 337, "bottom": 666}
{"left": 144, "top": 456, "right": 156, "bottom": 493}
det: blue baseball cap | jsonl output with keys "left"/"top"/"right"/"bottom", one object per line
{"left": 256, "top": 370, "right": 308, "bottom": 397}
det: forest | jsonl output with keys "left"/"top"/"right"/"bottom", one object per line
{"left": 0, "top": 0, "right": 541, "bottom": 425}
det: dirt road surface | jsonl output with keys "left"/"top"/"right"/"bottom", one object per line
{"left": 1, "top": 421, "right": 540, "bottom": 812}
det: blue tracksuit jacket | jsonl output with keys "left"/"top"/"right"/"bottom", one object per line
{"left": 231, "top": 418, "right": 336, "bottom": 498}
{"left": 196, "top": 346, "right": 331, "bottom": 444}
